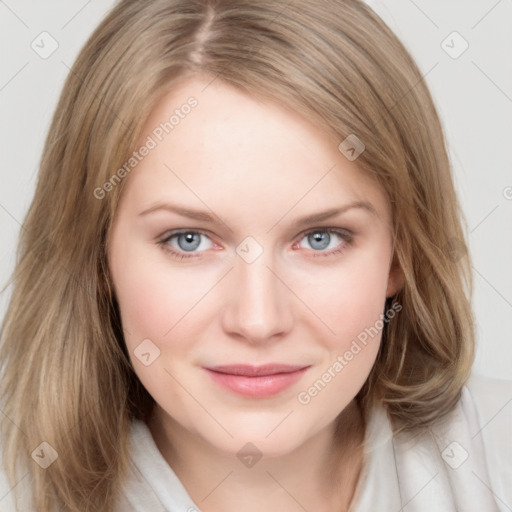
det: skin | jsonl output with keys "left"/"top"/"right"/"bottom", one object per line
{"left": 108, "top": 75, "right": 403, "bottom": 512}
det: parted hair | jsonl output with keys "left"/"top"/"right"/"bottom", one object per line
{"left": 0, "top": 0, "right": 474, "bottom": 510}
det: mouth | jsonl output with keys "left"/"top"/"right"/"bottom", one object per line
{"left": 203, "top": 364, "right": 311, "bottom": 398}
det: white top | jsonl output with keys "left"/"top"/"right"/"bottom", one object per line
{"left": 1, "top": 372, "right": 511, "bottom": 511}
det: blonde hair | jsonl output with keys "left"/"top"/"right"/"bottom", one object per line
{"left": 0, "top": 0, "right": 474, "bottom": 510}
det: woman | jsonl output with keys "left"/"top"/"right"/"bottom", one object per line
{"left": 1, "top": 0, "right": 510, "bottom": 511}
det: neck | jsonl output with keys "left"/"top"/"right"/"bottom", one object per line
{"left": 147, "top": 399, "right": 365, "bottom": 512}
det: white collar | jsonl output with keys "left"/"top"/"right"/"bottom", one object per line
{"left": 123, "top": 383, "right": 501, "bottom": 512}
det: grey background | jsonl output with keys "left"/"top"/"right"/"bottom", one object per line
{"left": 1, "top": 1, "right": 511, "bottom": 379}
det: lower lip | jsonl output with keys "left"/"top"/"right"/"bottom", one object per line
{"left": 204, "top": 368, "right": 309, "bottom": 398}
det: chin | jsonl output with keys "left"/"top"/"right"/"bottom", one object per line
{"left": 197, "top": 418, "right": 310, "bottom": 460}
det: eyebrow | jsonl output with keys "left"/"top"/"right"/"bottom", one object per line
{"left": 138, "top": 200, "right": 378, "bottom": 228}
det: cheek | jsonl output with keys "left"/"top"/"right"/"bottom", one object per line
{"left": 111, "top": 237, "right": 209, "bottom": 343}
{"left": 117, "top": 272, "right": 181, "bottom": 341}
{"left": 299, "top": 248, "right": 391, "bottom": 347}
{"left": 109, "top": 241, "right": 204, "bottom": 407}
{"left": 294, "top": 254, "right": 390, "bottom": 414}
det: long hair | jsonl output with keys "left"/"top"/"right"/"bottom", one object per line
{"left": 0, "top": 0, "right": 474, "bottom": 510}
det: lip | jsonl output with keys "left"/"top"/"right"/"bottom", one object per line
{"left": 203, "top": 364, "right": 310, "bottom": 398}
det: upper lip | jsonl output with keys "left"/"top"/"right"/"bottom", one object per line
{"left": 205, "top": 364, "right": 310, "bottom": 377}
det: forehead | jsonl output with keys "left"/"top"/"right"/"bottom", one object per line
{"left": 118, "top": 76, "right": 390, "bottom": 224}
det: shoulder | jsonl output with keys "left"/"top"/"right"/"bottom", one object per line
{"left": 464, "top": 372, "right": 512, "bottom": 413}
{"left": 0, "top": 453, "right": 33, "bottom": 511}
{"left": 350, "top": 374, "right": 512, "bottom": 512}
{"left": 462, "top": 373, "right": 512, "bottom": 485}
{"left": 461, "top": 372, "right": 512, "bottom": 448}
{"left": 438, "top": 372, "right": 512, "bottom": 511}
{"left": 380, "top": 372, "right": 512, "bottom": 512}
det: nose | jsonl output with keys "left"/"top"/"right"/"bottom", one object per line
{"left": 221, "top": 250, "right": 294, "bottom": 344}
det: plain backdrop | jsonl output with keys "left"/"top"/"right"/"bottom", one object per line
{"left": 1, "top": 0, "right": 511, "bottom": 379}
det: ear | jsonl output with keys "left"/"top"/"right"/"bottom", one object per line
{"left": 386, "top": 251, "right": 404, "bottom": 298}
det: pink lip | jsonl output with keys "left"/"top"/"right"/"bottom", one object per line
{"left": 203, "top": 364, "right": 310, "bottom": 398}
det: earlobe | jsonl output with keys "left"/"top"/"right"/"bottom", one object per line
{"left": 386, "top": 254, "right": 404, "bottom": 298}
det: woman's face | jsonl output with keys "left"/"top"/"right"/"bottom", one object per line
{"left": 108, "top": 76, "right": 402, "bottom": 457}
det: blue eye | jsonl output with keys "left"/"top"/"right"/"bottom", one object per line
{"left": 158, "top": 230, "right": 213, "bottom": 260}
{"left": 172, "top": 232, "right": 203, "bottom": 251}
{"left": 296, "top": 229, "right": 353, "bottom": 257}
{"left": 158, "top": 227, "right": 353, "bottom": 261}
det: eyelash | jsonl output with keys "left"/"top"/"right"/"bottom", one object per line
{"left": 157, "top": 228, "right": 354, "bottom": 261}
